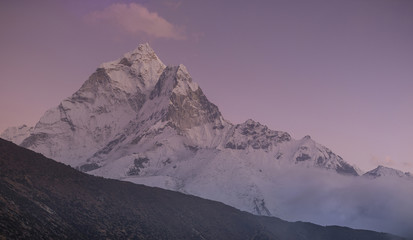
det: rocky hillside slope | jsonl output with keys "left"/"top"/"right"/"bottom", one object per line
{"left": 0, "top": 138, "right": 404, "bottom": 240}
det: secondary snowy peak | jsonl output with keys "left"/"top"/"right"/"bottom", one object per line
{"left": 292, "top": 136, "right": 358, "bottom": 176}
{"left": 0, "top": 125, "right": 33, "bottom": 145}
{"left": 224, "top": 119, "right": 291, "bottom": 150}
{"left": 222, "top": 120, "right": 358, "bottom": 176}
{"left": 363, "top": 165, "right": 412, "bottom": 180}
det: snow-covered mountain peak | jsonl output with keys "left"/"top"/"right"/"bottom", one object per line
{"left": 123, "top": 43, "right": 163, "bottom": 67}
{"left": 97, "top": 43, "right": 166, "bottom": 94}
{"left": 0, "top": 125, "right": 33, "bottom": 145}
{"left": 363, "top": 165, "right": 412, "bottom": 179}
{"left": 128, "top": 43, "right": 156, "bottom": 58}
{"left": 2, "top": 43, "right": 374, "bottom": 219}
{"left": 303, "top": 135, "right": 311, "bottom": 140}
{"left": 289, "top": 136, "right": 359, "bottom": 176}
{"left": 375, "top": 165, "right": 401, "bottom": 173}
{"left": 224, "top": 119, "right": 291, "bottom": 150}
{"left": 174, "top": 64, "right": 199, "bottom": 94}
{"left": 101, "top": 43, "right": 162, "bottom": 68}
{"left": 243, "top": 119, "right": 257, "bottom": 125}
{"left": 18, "top": 44, "right": 170, "bottom": 166}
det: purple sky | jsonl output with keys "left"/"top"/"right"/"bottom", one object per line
{"left": 1, "top": 0, "right": 412, "bottom": 173}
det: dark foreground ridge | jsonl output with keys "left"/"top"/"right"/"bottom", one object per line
{"left": 0, "top": 138, "right": 404, "bottom": 240}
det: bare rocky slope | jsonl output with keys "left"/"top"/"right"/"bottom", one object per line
{"left": 0, "top": 138, "right": 405, "bottom": 240}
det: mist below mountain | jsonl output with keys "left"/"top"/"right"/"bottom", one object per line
{"left": 0, "top": 138, "right": 406, "bottom": 240}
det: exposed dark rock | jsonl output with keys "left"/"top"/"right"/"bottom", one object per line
{"left": 78, "top": 163, "right": 100, "bottom": 172}
{"left": 79, "top": 68, "right": 111, "bottom": 92}
{"left": 225, "top": 142, "right": 236, "bottom": 149}
{"left": 18, "top": 125, "right": 27, "bottom": 130}
{"left": 296, "top": 154, "right": 311, "bottom": 162}
{"left": 97, "top": 134, "right": 126, "bottom": 155}
{"left": 149, "top": 66, "right": 223, "bottom": 130}
{"left": 162, "top": 158, "right": 171, "bottom": 166}
{"left": 127, "top": 92, "right": 146, "bottom": 112}
{"left": 167, "top": 87, "right": 222, "bottom": 130}
{"left": 225, "top": 120, "right": 291, "bottom": 151}
{"left": 119, "top": 57, "right": 133, "bottom": 67}
{"left": 149, "top": 67, "right": 173, "bottom": 100}
{"left": 127, "top": 157, "right": 150, "bottom": 176}
{"left": 334, "top": 158, "right": 358, "bottom": 176}
{"left": 213, "top": 124, "right": 225, "bottom": 130}
{"left": 58, "top": 104, "right": 75, "bottom": 132}
{"left": 225, "top": 141, "right": 247, "bottom": 150}
{"left": 20, "top": 133, "right": 49, "bottom": 148}
{"left": 253, "top": 198, "right": 271, "bottom": 216}
{"left": 95, "top": 106, "right": 108, "bottom": 114}
{"left": 185, "top": 145, "right": 199, "bottom": 152}
{"left": 131, "top": 134, "right": 145, "bottom": 145}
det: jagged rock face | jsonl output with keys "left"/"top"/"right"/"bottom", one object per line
{"left": 168, "top": 84, "right": 222, "bottom": 130}
{"left": 150, "top": 65, "right": 224, "bottom": 130}
{"left": 225, "top": 119, "right": 291, "bottom": 150}
{"left": 3, "top": 43, "right": 361, "bottom": 217}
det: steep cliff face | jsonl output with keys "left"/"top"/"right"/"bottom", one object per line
{"left": 147, "top": 64, "right": 225, "bottom": 130}
{"left": 3, "top": 43, "right": 360, "bottom": 217}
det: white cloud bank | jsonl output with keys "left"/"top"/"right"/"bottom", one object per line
{"left": 265, "top": 167, "right": 413, "bottom": 239}
{"left": 85, "top": 3, "right": 186, "bottom": 40}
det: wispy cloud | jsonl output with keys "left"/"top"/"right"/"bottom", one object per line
{"left": 368, "top": 155, "right": 413, "bottom": 173}
{"left": 163, "top": 0, "right": 184, "bottom": 10}
{"left": 85, "top": 3, "right": 186, "bottom": 40}
{"left": 370, "top": 155, "right": 396, "bottom": 167}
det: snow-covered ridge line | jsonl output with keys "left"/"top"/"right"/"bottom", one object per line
{"left": 363, "top": 165, "right": 412, "bottom": 179}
